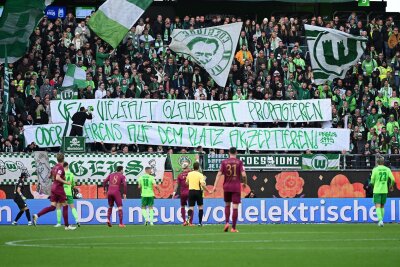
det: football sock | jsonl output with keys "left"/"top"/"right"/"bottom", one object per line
{"left": 181, "top": 207, "right": 186, "bottom": 222}
{"left": 118, "top": 209, "right": 123, "bottom": 224}
{"left": 381, "top": 207, "right": 385, "bottom": 220}
{"left": 149, "top": 209, "right": 154, "bottom": 223}
{"left": 376, "top": 208, "right": 382, "bottom": 221}
{"left": 225, "top": 205, "right": 231, "bottom": 224}
{"left": 188, "top": 209, "right": 193, "bottom": 224}
{"left": 142, "top": 208, "right": 148, "bottom": 222}
{"left": 15, "top": 210, "right": 24, "bottom": 222}
{"left": 107, "top": 208, "right": 112, "bottom": 222}
{"left": 25, "top": 209, "right": 31, "bottom": 221}
{"left": 62, "top": 205, "right": 69, "bottom": 227}
{"left": 198, "top": 209, "right": 203, "bottom": 225}
{"left": 232, "top": 208, "right": 238, "bottom": 229}
{"left": 37, "top": 205, "right": 56, "bottom": 217}
{"left": 71, "top": 208, "right": 79, "bottom": 223}
{"left": 56, "top": 208, "right": 62, "bottom": 224}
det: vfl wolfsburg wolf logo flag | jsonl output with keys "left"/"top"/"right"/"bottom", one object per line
{"left": 169, "top": 22, "right": 242, "bottom": 87}
{"left": 305, "top": 25, "right": 367, "bottom": 84}
{"left": 302, "top": 154, "right": 340, "bottom": 170}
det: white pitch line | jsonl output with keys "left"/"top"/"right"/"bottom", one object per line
{"left": 5, "top": 237, "right": 399, "bottom": 249}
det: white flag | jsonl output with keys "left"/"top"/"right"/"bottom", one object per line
{"left": 169, "top": 22, "right": 242, "bottom": 87}
{"left": 305, "top": 24, "right": 367, "bottom": 84}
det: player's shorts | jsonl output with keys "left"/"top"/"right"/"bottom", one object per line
{"left": 108, "top": 192, "right": 123, "bottom": 207}
{"left": 224, "top": 192, "right": 241, "bottom": 204}
{"left": 188, "top": 190, "right": 203, "bottom": 206}
{"left": 14, "top": 195, "right": 27, "bottom": 210}
{"left": 373, "top": 193, "right": 387, "bottom": 205}
{"left": 141, "top": 197, "right": 154, "bottom": 207}
{"left": 66, "top": 195, "right": 74, "bottom": 205}
{"left": 50, "top": 190, "right": 67, "bottom": 203}
{"left": 180, "top": 194, "right": 188, "bottom": 206}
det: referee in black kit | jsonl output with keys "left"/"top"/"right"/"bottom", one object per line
{"left": 69, "top": 106, "right": 93, "bottom": 136}
{"left": 186, "top": 162, "right": 211, "bottom": 226}
{"left": 12, "top": 173, "right": 32, "bottom": 226}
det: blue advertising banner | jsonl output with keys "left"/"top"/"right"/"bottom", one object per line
{"left": 1, "top": 198, "right": 400, "bottom": 225}
{"left": 45, "top": 6, "right": 66, "bottom": 19}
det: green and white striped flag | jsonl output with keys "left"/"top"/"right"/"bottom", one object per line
{"left": 305, "top": 24, "right": 367, "bottom": 84}
{"left": 62, "top": 64, "right": 87, "bottom": 89}
{"left": 88, "top": 0, "right": 153, "bottom": 48}
{"left": 0, "top": 0, "right": 52, "bottom": 63}
{"left": 302, "top": 154, "right": 340, "bottom": 170}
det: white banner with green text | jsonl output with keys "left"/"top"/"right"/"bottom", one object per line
{"left": 24, "top": 122, "right": 350, "bottom": 151}
{"left": 0, "top": 153, "right": 167, "bottom": 185}
{"left": 50, "top": 99, "right": 332, "bottom": 124}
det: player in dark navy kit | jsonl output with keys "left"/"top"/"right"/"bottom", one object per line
{"left": 213, "top": 147, "right": 247, "bottom": 233}
{"left": 12, "top": 173, "right": 32, "bottom": 226}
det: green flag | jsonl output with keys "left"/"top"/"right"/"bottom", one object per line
{"left": 302, "top": 154, "right": 340, "bottom": 170}
{"left": 88, "top": 0, "right": 153, "bottom": 48}
{"left": 57, "top": 86, "right": 78, "bottom": 100}
{"left": 0, "top": 0, "right": 52, "bottom": 63}
{"left": 62, "top": 64, "right": 87, "bottom": 89}
{"left": 170, "top": 154, "right": 198, "bottom": 179}
{"left": 305, "top": 24, "right": 367, "bottom": 84}
{"left": 358, "top": 0, "right": 370, "bottom": 7}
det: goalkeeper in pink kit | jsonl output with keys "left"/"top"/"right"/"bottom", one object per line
{"left": 103, "top": 166, "right": 127, "bottom": 228}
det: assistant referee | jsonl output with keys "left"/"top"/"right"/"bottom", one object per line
{"left": 186, "top": 162, "right": 210, "bottom": 226}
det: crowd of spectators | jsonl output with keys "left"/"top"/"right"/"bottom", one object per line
{"left": 1, "top": 11, "right": 400, "bottom": 159}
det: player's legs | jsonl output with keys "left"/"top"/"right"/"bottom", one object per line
{"left": 24, "top": 207, "right": 31, "bottom": 225}
{"left": 68, "top": 202, "right": 79, "bottom": 225}
{"left": 374, "top": 193, "right": 387, "bottom": 226}
{"left": 61, "top": 201, "right": 71, "bottom": 228}
{"left": 107, "top": 194, "right": 115, "bottom": 227}
{"left": 188, "top": 191, "right": 196, "bottom": 225}
{"left": 12, "top": 209, "right": 24, "bottom": 225}
{"left": 197, "top": 193, "right": 204, "bottom": 226}
{"left": 197, "top": 205, "right": 204, "bottom": 226}
{"left": 180, "top": 194, "right": 188, "bottom": 225}
{"left": 223, "top": 192, "right": 233, "bottom": 231}
{"left": 13, "top": 196, "right": 29, "bottom": 225}
{"left": 33, "top": 200, "right": 57, "bottom": 226}
{"left": 114, "top": 193, "right": 124, "bottom": 227}
{"left": 141, "top": 197, "right": 149, "bottom": 224}
{"left": 148, "top": 206, "right": 154, "bottom": 226}
{"left": 374, "top": 194, "right": 383, "bottom": 224}
{"left": 55, "top": 203, "right": 62, "bottom": 227}
{"left": 231, "top": 192, "right": 241, "bottom": 232}
{"left": 117, "top": 206, "right": 125, "bottom": 228}
{"left": 147, "top": 197, "right": 155, "bottom": 225}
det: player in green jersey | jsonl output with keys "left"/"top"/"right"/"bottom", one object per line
{"left": 55, "top": 162, "right": 80, "bottom": 227}
{"left": 370, "top": 157, "right": 396, "bottom": 227}
{"left": 138, "top": 167, "right": 160, "bottom": 226}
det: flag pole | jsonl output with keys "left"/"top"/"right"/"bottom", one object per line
{"left": 2, "top": 45, "right": 9, "bottom": 138}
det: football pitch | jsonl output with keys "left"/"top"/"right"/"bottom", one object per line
{"left": 0, "top": 224, "right": 398, "bottom": 267}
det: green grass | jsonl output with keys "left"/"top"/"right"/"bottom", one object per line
{"left": 0, "top": 224, "right": 399, "bottom": 267}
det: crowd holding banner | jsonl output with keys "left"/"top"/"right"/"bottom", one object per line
{"left": 50, "top": 99, "right": 333, "bottom": 123}
{"left": 24, "top": 122, "right": 350, "bottom": 151}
